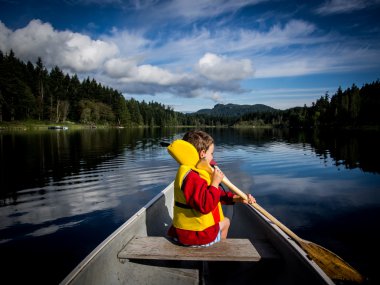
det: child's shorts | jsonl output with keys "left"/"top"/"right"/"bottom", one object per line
{"left": 188, "top": 230, "right": 221, "bottom": 248}
{"left": 171, "top": 230, "right": 222, "bottom": 247}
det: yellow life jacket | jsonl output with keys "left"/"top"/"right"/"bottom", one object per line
{"left": 168, "top": 140, "right": 225, "bottom": 231}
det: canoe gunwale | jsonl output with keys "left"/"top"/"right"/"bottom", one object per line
{"left": 245, "top": 203, "right": 335, "bottom": 285}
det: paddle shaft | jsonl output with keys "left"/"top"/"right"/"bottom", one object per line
{"left": 197, "top": 159, "right": 296, "bottom": 236}
{"left": 197, "top": 159, "right": 301, "bottom": 242}
{"left": 221, "top": 175, "right": 302, "bottom": 242}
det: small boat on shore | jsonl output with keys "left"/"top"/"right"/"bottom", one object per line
{"left": 48, "top": 126, "right": 68, "bottom": 130}
{"left": 60, "top": 182, "right": 336, "bottom": 285}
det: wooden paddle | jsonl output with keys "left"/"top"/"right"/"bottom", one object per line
{"left": 196, "top": 158, "right": 364, "bottom": 284}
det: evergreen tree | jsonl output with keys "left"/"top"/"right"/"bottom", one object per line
{"left": 35, "top": 58, "right": 48, "bottom": 120}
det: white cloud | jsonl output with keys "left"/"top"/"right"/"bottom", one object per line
{"left": 159, "top": 0, "right": 267, "bottom": 21}
{"left": 315, "top": 0, "right": 380, "bottom": 15}
{"left": 103, "top": 56, "right": 203, "bottom": 96}
{"left": 104, "top": 58, "right": 138, "bottom": 78}
{"left": 189, "top": 89, "right": 224, "bottom": 103}
{"left": 0, "top": 21, "right": 11, "bottom": 52}
{"left": 103, "top": 51, "right": 253, "bottom": 96}
{"left": 104, "top": 28, "right": 152, "bottom": 57}
{"left": 104, "top": 57, "right": 193, "bottom": 87}
{"left": 227, "top": 20, "right": 321, "bottom": 54}
{"left": 142, "top": 20, "right": 323, "bottom": 73}
{"left": 0, "top": 19, "right": 118, "bottom": 72}
{"left": 120, "top": 64, "right": 189, "bottom": 85}
{"left": 254, "top": 43, "right": 380, "bottom": 78}
{"left": 196, "top": 52, "right": 254, "bottom": 81}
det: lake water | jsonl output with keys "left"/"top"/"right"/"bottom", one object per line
{"left": 0, "top": 127, "right": 379, "bottom": 284}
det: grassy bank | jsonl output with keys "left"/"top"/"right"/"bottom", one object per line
{"left": 0, "top": 120, "right": 110, "bottom": 131}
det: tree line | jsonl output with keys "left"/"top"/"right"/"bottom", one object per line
{"left": 0, "top": 50, "right": 182, "bottom": 126}
{"left": 277, "top": 80, "right": 380, "bottom": 128}
{"left": 179, "top": 80, "right": 380, "bottom": 128}
{"left": 0, "top": 50, "right": 379, "bottom": 128}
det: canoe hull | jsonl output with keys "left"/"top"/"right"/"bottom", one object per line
{"left": 61, "top": 182, "right": 334, "bottom": 285}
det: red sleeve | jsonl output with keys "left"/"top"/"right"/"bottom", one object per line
{"left": 219, "top": 187, "right": 235, "bottom": 205}
{"left": 182, "top": 170, "right": 221, "bottom": 214}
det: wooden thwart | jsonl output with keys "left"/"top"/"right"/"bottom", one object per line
{"left": 118, "top": 237, "right": 261, "bottom": 262}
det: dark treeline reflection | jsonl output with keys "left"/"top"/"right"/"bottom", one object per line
{"left": 0, "top": 128, "right": 180, "bottom": 200}
{"left": 207, "top": 128, "right": 380, "bottom": 174}
{"left": 290, "top": 129, "right": 380, "bottom": 174}
{"left": 1, "top": 127, "right": 379, "bottom": 201}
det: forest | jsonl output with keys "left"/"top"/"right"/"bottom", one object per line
{"left": 0, "top": 50, "right": 182, "bottom": 127}
{"left": 0, "top": 50, "right": 379, "bottom": 128}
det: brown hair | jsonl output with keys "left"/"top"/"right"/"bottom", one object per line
{"left": 183, "top": 130, "right": 214, "bottom": 153}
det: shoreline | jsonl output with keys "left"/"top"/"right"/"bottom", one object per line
{"left": 0, "top": 120, "right": 116, "bottom": 131}
{"left": 1, "top": 120, "right": 379, "bottom": 132}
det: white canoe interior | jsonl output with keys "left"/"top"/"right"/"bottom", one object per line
{"left": 60, "top": 182, "right": 334, "bottom": 285}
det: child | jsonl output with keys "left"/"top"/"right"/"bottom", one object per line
{"left": 167, "top": 130, "right": 255, "bottom": 247}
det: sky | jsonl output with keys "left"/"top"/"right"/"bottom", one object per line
{"left": 0, "top": 0, "right": 380, "bottom": 112}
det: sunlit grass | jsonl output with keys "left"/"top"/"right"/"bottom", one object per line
{"left": 0, "top": 120, "right": 110, "bottom": 130}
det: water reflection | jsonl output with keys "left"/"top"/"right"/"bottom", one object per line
{"left": 0, "top": 127, "right": 379, "bottom": 284}
{"left": 207, "top": 128, "right": 380, "bottom": 174}
{"left": 0, "top": 128, "right": 178, "bottom": 199}
{"left": 0, "top": 128, "right": 183, "bottom": 239}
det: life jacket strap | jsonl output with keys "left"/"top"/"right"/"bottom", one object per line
{"left": 175, "top": 201, "right": 193, "bottom": 209}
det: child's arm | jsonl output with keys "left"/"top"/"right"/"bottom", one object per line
{"left": 219, "top": 188, "right": 235, "bottom": 204}
{"left": 182, "top": 171, "right": 222, "bottom": 214}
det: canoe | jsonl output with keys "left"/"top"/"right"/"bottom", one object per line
{"left": 60, "top": 182, "right": 334, "bottom": 285}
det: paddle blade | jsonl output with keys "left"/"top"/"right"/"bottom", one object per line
{"left": 302, "top": 241, "right": 364, "bottom": 283}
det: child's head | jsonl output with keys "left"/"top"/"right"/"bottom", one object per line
{"left": 183, "top": 130, "right": 214, "bottom": 162}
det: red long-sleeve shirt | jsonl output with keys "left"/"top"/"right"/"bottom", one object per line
{"left": 168, "top": 170, "right": 235, "bottom": 245}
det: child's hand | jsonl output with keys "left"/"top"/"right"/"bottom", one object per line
{"left": 211, "top": 166, "right": 224, "bottom": 188}
{"left": 246, "top": 194, "right": 256, "bottom": 205}
{"left": 234, "top": 193, "right": 256, "bottom": 204}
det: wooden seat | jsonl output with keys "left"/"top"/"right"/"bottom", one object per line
{"left": 118, "top": 237, "right": 261, "bottom": 262}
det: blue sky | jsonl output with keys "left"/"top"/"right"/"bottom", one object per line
{"left": 1, "top": 0, "right": 379, "bottom": 112}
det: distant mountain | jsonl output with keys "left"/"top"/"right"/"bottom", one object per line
{"left": 195, "top": 103, "right": 277, "bottom": 117}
